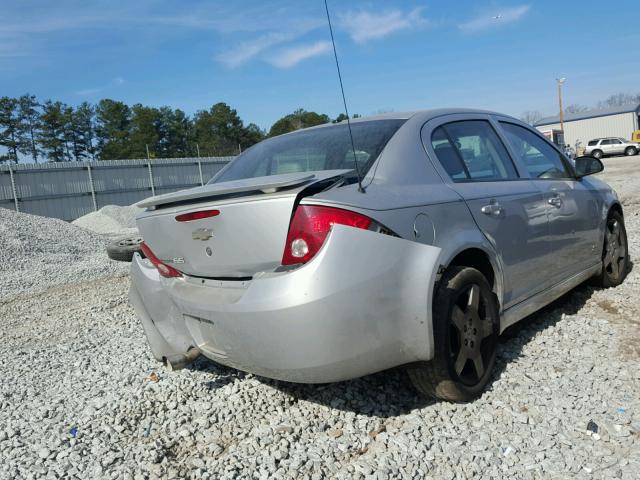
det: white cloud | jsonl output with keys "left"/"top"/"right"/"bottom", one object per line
{"left": 75, "top": 87, "right": 102, "bottom": 97}
{"left": 458, "top": 5, "right": 531, "bottom": 33}
{"left": 151, "top": 13, "right": 323, "bottom": 35}
{"left": 75, "top": 77, "right": 124, "bottom": 97}
{"left": 216, "top": 32, "right": 294, "bottom": 68}
{"left": 0, "top": 35, "right": 28, "bottom": 58}
{"left": 0, "top": 15, "right": 109, "bottom": 35}
{"left": 338, "top": 7, "right": 429, "bottom": 44}
{"left": 268, "top": 41, "right": 332, "bottom": 68}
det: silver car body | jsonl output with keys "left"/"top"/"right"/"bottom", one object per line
{"left": 130, "top": 109, "right": 621, "bottom": 383}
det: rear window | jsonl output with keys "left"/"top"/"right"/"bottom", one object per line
{"left": 212, "top": 120, "right": 406, "bottom": 183}
{"left": 588, "top": 140, "right": 598, "bottom": 146}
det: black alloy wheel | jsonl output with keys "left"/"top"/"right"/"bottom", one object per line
{"left": 448, "top": 284, "right": 496, "bottom": 385}
{"left": 603, "top": 214, "right": 628, "bottom": 284}
{"left": 408, "top": 266, "right": 499, "bottom": 402}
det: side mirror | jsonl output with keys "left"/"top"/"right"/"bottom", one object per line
{"left": 574, "top": 156, "right": 604, "bottom": 177}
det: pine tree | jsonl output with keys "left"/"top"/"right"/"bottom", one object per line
{"left": 194, "top": 102, "right": 248, "bottom": 156}
{"left": 62, "top": 105, "right": 80, "bottom": 161}
{"left": 72, "top": 102, "right": 96, "bottom": 160}
{"left": 17, "top": 94, "right": 42, "bottom": 163}
{"left": 0, "top": 97, "right": 20, "bottom": 162}
{"left": 129, "top": 104, "right": 163, "bottom": 158}
{"left": 38, "top": 101, "right": 67, "bottom": 162}
{"left": 241, "top": 123, "right": 265, "bottom": 150}
{"left": 268, "top": 109, "right": 330, "bottom": 137}
{"left": 159, "top": 107, "right": 193, "bottom": 157}
{"left": 95, "top": 99, "right": 131, "bottom": 160}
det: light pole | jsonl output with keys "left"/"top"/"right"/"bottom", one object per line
{"left": 556, "top": 77, "right": 566, "bottom": 132}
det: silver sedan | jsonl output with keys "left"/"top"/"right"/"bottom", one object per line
{"left": 129, "top": 109, "right": 629, "bottom": 402}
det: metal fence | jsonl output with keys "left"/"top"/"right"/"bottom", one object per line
{"left": 0, "top": 156, "right": 234, "bottom": 221}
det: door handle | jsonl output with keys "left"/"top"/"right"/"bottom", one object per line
{"left": 481, "top": 202, "right": 504, "bottom": 216}
{"left": 547, "top": 196, "right": 563, "bottom": 208}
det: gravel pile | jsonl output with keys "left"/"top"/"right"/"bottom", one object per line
{"left": 0, "top": 208, "right": 128, "bottom": 301}
{"left": 72, "top": 205, "right": 140, "bottom": 236}
{"left": 1, "top": 158, "right": 639, "bottom": 479}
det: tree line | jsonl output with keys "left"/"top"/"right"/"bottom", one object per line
{"left": 0, "top": 95, "right": 353, "bottom": 164}
{"left": 520, "top": 92, "right": 640, "bottom": 126}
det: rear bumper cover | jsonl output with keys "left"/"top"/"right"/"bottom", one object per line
{"left": 129, "top": 225, "right": 441, "bottom": 383}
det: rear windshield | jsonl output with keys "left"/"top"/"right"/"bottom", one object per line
{"left": 211, "top": 119, "right": 406, "bottom": 183}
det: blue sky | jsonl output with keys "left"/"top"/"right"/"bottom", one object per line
{"left": 1, "top": 0, "right": 639, "bottom": 130}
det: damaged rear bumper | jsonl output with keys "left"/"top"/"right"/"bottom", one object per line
{"left": 129, "top": 225, "right": 441, "bottom": 383}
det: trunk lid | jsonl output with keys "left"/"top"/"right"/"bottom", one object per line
{"left": 136, "top": 171, "right": 349, "bottom": 278}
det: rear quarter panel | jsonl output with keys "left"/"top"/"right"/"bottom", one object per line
{"left": 305, "top": 188, "right": 504, "bottom": 313}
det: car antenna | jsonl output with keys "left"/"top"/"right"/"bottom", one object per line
{"left": 323, "top": 0, "right": 365, "bottom": 194}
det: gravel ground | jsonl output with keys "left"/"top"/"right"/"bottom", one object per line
{"left": 1, "top": 157, "right": 639, "bottom": 479}
{"left": 594, "top": 155, "right": 640, "bottom": 207}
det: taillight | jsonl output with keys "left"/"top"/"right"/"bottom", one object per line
{"left": 140, "top": 242, "right": 182, "bottom": 278}
{"left": 281, "top": 205, "right": 372, "bottom": 265}
{"left": 175, "top": 209, "right": 220, "bottom": 222}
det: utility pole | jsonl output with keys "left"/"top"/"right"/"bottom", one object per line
{"left": 556, "top": 77, "right": 566, "bottom": 132}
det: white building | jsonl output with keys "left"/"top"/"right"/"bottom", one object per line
{"left": 535, "top": 103, "right": 640, "bottom": 148}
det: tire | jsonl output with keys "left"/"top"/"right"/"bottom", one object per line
{"left": 593, "top": 210, "right": 629, "bottom": 288}
{"left": 592, "top": 149, "right": 603, "bottom": 159}
{"left": 408, "top": 266, "right": 499, "bottom": 402}
{"left": 106, "top": 235, "right": 143, "bottom": 262}
{"left": 625, "top": 147, "right": 637, "bottom": 156}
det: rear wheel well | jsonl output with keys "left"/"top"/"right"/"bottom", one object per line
{"left": 448, "top": 249, "right": 495, "bottom": 291}
{"left": 609, "top": 203, "right": 623, "bottom": 219}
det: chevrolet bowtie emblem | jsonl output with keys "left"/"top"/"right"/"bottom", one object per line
{"left": 192, "top": 228, "right": 213, "bottom": 241}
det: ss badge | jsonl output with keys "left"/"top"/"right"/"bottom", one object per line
{"left": 192, "top": 228, "right": 213, "bottom": 241}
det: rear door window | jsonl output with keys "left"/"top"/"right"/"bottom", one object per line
{"left": 430, "top": 120, "right": 518, "bottom": 182}
{"left": 499, "top": 122, "right": 572, "bottom": 179}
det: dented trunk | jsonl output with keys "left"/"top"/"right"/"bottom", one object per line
{"left": 135, "top": 171, "right": 349, "bottom": 278}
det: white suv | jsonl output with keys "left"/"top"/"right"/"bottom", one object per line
{"left": 584, "top": 137, "right": 639, "bottom": 158}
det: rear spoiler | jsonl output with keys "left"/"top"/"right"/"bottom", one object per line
{"left": 136, "top": 173, "right": 320, "bottom": 209}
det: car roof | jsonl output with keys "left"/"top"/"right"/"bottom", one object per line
{"left": 268, "top": 108, "right": 535, "bottom": 147}
{"left": 337, "top": 108, "right": 508, "bottom": 123}
{"left": 299, "top": 108, "right": 513, "bottom": 133}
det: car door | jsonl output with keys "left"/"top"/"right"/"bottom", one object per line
{"left": 422, "top": 115, "right": 549, "bottom": 309}
{"left": 600, "top": 138, "right": 615, "bottom": 155}
{"left": 609, "top": 138, "right": 624, "bottom": 155}
{"left": 497, "top": 121, "right": 602, "bottom": 285}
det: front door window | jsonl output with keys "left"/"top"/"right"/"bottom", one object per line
{"left": 499, "top": 123, "right": 572, "bottom": 179}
